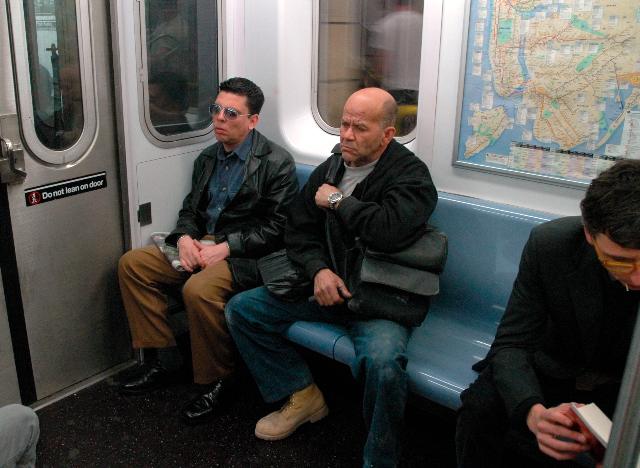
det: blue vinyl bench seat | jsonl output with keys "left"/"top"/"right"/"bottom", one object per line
{"left": 286, "top": 164, "right": 558, "bottom": 410}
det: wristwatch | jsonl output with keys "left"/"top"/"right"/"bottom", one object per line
{"left": 328, "top": 191, "right": 343, "bottom": 210}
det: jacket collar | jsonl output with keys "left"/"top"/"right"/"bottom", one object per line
{"left": 566, "top": 236, "right": 605, "bottom": 363}
{"left": 330, "top": 139, "right": 409, "bottom": 170}
{"left": 244, "top": 130, "right": 270, "bottom": 178}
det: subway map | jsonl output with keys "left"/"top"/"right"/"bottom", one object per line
{"left": 456, "top": 0, "right": 640, "bottom": 183}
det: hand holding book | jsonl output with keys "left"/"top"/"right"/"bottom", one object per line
{"left": 568, "top": 403, "right": 611, "bottom": 464}
{"left": 526, "top": 403, "right": 591, "bottom": 462}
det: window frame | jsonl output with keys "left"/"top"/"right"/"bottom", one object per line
{"left": 135, "top": 0, "right": 223, "bottom": 148}
{"left": 7, "top": 0, "right": 97, "bottom": 166}
{"left": 310, "top": 0, "right": 420, "bottom": 143}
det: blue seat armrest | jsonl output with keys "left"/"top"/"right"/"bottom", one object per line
{"left": 285, "top": 322, "right": 348, "bottom": 360}
{"left": 333, "top": 334, "right": 356, "bottom": 365}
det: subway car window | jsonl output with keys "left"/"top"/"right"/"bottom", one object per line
{"left": 24, "top": 0, "right": 84, "bottom": 151}
{"left": 316, "top": 0, "right": 423, "bottom": 137}
{"left": 144, "top": 0, "right": 218, "bottom": 137}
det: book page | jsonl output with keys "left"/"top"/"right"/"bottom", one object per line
{"left": 570, "top": 402, "right": 612, "bottom": 447}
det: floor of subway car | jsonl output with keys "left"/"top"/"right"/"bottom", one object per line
{"left": 35, "top": 351, "right": 456, "bottom": 467}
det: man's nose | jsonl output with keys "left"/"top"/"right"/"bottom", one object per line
{"left": 342, "top": 126, "right": 354, "bottom": 140}
{"left": 628, "top": 268, "right": 640, "bottom": 288}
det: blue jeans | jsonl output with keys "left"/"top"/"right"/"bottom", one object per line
{"left": 0, "top": 404, "right": 39, "bottom": 468}
{"left": 225, "top": 286, "right": 410, "bottom": 468}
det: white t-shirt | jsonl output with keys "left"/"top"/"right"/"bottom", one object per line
{"left": 369, "top": 10, "right": 423, "bottom": 91}
{"left": 338, "top": 159, "right": 379, "bottom": 197}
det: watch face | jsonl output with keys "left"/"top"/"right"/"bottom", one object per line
{"left": 328, "top": 192, "right": 343, "bottom": 205}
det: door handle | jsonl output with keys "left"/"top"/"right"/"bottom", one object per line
{"left": 0, "top": 137, "right": 27, "bottom": 184}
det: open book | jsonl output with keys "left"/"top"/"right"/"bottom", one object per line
{"left": 569, "top": 402, "right": 611, "bottom": 462}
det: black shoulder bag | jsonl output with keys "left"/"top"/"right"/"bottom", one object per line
{"left": 340, "top": 228, "right": 447, "bottom": 327}
{"left": 257, "top": 249, "right": 312, "bottom": 302}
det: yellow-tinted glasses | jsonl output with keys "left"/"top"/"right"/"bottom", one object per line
{"left": 208, "top": 103, "right": 252, "bottom": 120}
{"left": 593, "top": 239, "right": 640, "bottom": 274}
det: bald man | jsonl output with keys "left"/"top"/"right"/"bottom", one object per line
{"left": 225, "top": 88, "right": 438, "bottom": 468}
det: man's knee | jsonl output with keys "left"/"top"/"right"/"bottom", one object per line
{"left": 2, "top": 404, "right": 38, "bottom": 428}
{"left": 224, "top": 290, "right": 261, "bottom": 330}
{"left": 118, "top": 249, "right": 140, "bottom": 280}
{"left": 0, "top": 404, "right": 39, "bottom": 442}
{"left": 457, "top": 398, "right": 491, "bottom": 440}
{"left": 355, "top": 322, "right": 408, "bottom": 377}
{"left": 182, "top": 273, "right": 220, "bottom": 306}
{"left": 182, "top": 263, "right": 232, "bottom": 307}
{"left": 225, "top": 288, "right": 281, "bottom": 333}
{"left": 458, "top": 369, "right": 508, "bottom": 440}
{"left": 182, "top": 274, "right": 207, "bottom": 305}
{"left": 359, "top": 346, "right": 407, "bottom": 387}
{"left": 460, "top": 371, "right": 502, "bottom": 418}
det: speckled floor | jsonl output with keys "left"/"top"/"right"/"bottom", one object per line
{"left": 35, "top": 352, "right": 456, "bottom": 467}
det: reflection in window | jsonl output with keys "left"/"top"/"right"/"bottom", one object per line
{"left": 317, "top": 0, "right": 423, "bottom": 137}
{"left": 145, "top": 0, "right": 218, "bottom": 137}
{"left": 24, "top": 0, "right": 84, "bottom": 150}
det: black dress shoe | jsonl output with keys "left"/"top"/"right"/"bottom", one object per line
{"left": 182, "top": 379, "right": 232, "bottom": 425}
{"left": 119, "top": 362, "right": 172, "bottom": 395}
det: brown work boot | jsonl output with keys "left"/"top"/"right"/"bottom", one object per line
{"left": 254, "top": 383, "right": 329, "bottom": 440}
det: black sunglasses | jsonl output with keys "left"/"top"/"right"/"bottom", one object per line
{"left": 208, "top": 103, "right": 253, "bottom": 120}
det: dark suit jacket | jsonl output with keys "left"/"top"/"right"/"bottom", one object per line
{"left": 477, "top": 216, "right": 611, "bottom": 422}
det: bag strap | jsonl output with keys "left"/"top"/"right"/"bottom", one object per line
{"left": 325, "top": 154, "right": 343, "bottom": 185}
{"left": 324, "top": 154, "right": 344, "bottom": 273}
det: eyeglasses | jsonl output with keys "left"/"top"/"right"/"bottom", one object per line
{"left": 593, "top": 239, "right": 640, "bottom": 274}
{"left": 208, "top": 103, "right": 252, "bottom": 120}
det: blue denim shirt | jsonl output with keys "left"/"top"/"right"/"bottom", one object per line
{"left": 206, "top": 131, "right": 253, "bottom": 233}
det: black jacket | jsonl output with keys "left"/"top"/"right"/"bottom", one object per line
{"left": 478, "top": 217, "right": 638, "bottom": 424}
{"left": 286, "top": 139, "right": 438, "bottom": 281}
{"left": 167, "top": 130, "right": 299, "bottom": 287}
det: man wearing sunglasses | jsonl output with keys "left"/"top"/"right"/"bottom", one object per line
{"left": 456, "top": 159, "right": 640, "bottom": 468}
{"left": 118, "top": 77, "right": 298, "bottom": 425}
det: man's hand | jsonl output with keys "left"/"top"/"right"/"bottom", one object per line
{"left": 177, "top": 235, "right": 201, "bottom": 273}
{"left": 195, "top": 240, "right": 230, "bottom": 268}
{"left": 313, "top": 268, "right": 352, "bottom": 306}
{"left": 526, "top": 403, "right": 590, "bottom": 461}
{"left": 315, "top": 184, "right": 340, "bottom": 209}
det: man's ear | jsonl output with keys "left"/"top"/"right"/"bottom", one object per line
{"left": 382, "top": 125, "right": 396, "bottom": 145}
{"left": 248, "top": 113, "right": 260, "bottom": 130}
{"left": 583, "top": 225, "right": 595, "bottom": 246}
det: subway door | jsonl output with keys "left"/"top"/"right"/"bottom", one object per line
{"left": 0, "top": 276, "right": 21, "bottom": 406}
{"left": 1, "top": 0, "right": 130, "bottom": 404}
{"left": 0, "top": 0, "right": 21, "bottom": 407}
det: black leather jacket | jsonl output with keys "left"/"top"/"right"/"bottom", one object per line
{"left": 166, "top": 130, "right": 299, "bottom": 287}
{"left": 286, "top": 140, "right": 437, "bottom": 281}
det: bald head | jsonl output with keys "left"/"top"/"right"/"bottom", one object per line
{"left": 345, "top": 88, "right": 398, "bottom": 128}
{"left": 339, "top": 88, "right": 398, "bottom": 167}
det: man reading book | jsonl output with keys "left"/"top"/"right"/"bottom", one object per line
{"left": 117, "top": 77, "right": 298, "bottom": 425}
{"left": 456, "top": 160, "right": 640, "bottom": 468}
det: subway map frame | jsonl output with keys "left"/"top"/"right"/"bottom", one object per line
{"left": 453, "top": 0, "right": 640, "bottom": 186}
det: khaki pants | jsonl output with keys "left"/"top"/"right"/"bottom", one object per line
{"left": 118, "top": 245, "right": 236, "bottom": 384}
